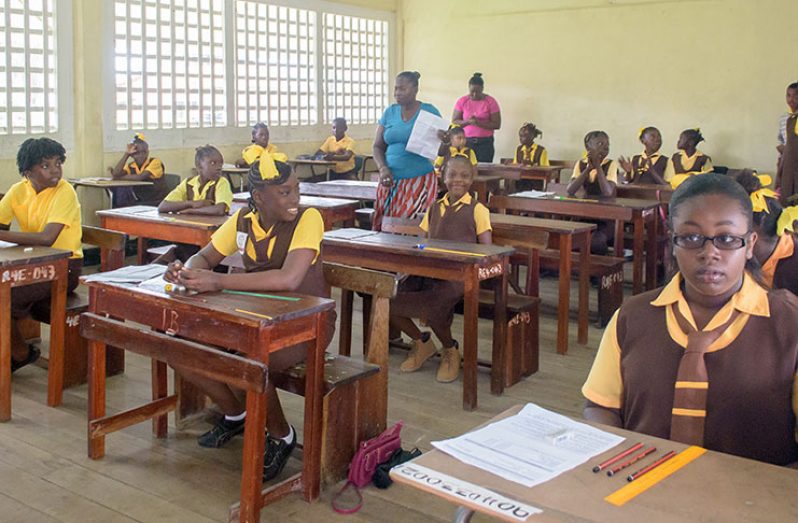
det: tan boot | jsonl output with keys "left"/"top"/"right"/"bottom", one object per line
{"left": 400, "top": 335, "right": 437, "bottom": 372}
{"left": 436, "top": 346, "right": 461, "bottom": 383}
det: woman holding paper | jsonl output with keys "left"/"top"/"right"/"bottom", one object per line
{"left": 372, "top": 71, "right": 442, "bottom": 231}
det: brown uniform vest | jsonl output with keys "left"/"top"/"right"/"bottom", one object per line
{"left": 631, "top": 154, "right": 668, "bottom": 184}
{"left": 185, "top": 176, "right": 218, "bottom": 202}
{"left": 672, "top": 152, "right": 710, "bottom": 174}
{"left": 615, "top": 287, "right": 798, "bottom": 465}
{"left": 576, "top": 159, "right": 612, "bottom": 197}
{"left": 427, "top": 195, "right": 479, "bottom": 242}
{"left": 773, "top": 234, "right": 798, "bottom": 295}
{"left": 129, "top": 158, "right": 168, "bottom": 204}
{"left": 515, "top": 144, "right": 545, "bottom": 166}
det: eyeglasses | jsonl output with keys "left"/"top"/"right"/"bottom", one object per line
{"left": 671, "top": 233, "right": 750, "bottom": 250}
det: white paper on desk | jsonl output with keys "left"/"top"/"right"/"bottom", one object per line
{"left": 82, "top": 264, "right": 166, "bottom": 284}
{"left": 0, "top": 240, "right": 18, "bottom": 248}
{"left": 323, "top": 228, "right": 380, "bottom": 240}
{"left": 432, "top": 403, "right": 624, "bottom": 488}
{"left": 513, "top": 190, "right": 555, "bottom": 199}
{"left": 405, "top": 110, "right": 448, "bottom": 160}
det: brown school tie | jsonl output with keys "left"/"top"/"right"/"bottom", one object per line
{"left": 669, "top": 305, "right": 739, "bottom": 446}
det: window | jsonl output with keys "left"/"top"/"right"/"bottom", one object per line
{"left": 0, "top": 0, "right": 58, "bottom": 135}
{"left": 234, "top": 1, "right": 317, "bottom": 127}
{"left": 113, "top": 0, "right": 226, "bottom": 131}
{"left": 322, "top": 13, "right": 388, "bottom": 125}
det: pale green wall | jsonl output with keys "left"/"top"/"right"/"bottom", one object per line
{"left": 401, "top": 0, "right": 796, "bottom": 173}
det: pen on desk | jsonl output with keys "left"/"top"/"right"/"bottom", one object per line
{"left": 607, "top": 446, "right": 656, "bottom": 477}
{"left": 592, "top": 442, "right": 644, "bottom": 473}
{"left": 627, "top": 450, "right": 676, "bottom": 482}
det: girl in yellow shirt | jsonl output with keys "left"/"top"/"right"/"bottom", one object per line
{"left": 236, "top": 123, "right": 288, "bottom": 167}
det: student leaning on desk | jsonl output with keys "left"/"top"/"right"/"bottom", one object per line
{"left": 163, "top": 151, "right": 335, "bottom": 482}
{"left": 582, "top": 173, "right": 798, "bottom": 466}
{"left": 158, "top": 145, "right": 233, "bottom": 216}
{"left": 0, "top": 138, "right": 83, "bottom": 372}
{"left": 110, "top": 133, "right": 168, "bottom": 206}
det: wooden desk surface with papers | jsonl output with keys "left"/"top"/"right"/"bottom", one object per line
{"left": 231, "top": 193, "right": 359, "bottom": 230}
{"left": 322, "top": 229, "right": 514, "bottom": 411}
{"left": 80, "top": 278, "right": 335, "bottom": 523}
{"left": 300, "top": 180, "right": 378, "bottom": 201}
{"left": 68, "top": 177, "right": 153, "bottom": 188}
{"left": 0, "top": 245, "right": 71, "bottom": 419}
{"left": 391, "top": 404, "right": 798, "bottom": 523}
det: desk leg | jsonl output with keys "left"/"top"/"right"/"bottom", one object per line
{"left": 556, "top": 235, "right": 572, "bottom": 355}
{"left": 578, "top": 231, "right": 591, "bottom": 345}
{"left": 0, "top": 285, "right": 11, "bottom": 421}
{"left": 491, "top": 263, "right": 508, "bottom": 396}
{"left": 302, "top": 312, "right": 327, "bottom": 501}
{"left": 137, "top": 237, "right": 147, "bottom": 265}
{"left": 463, "top": 270, "right": 479, "bottom": 411}
{"left": 365, "top": 296, "right": 389, "bottom": 432}
{"left": 645, "top": 212, "right": 657, "bottom": 291}
{"left": 454, "top": 506, "right": 476, "bottom": 523}
{"left": 46, "top": 262, "right": 68, "bottom": 407}
{"left": 338, "top": 290, "right": 353, "bottom": 357}
{"left": 88, "top": 338, "right": 107, "bottom": 459}
{"left": 632, "top": 214, "right": 644, "bottom": 294}
{"left": 239, "top": 389, "right": 267, "bottom": 523}
{"left": 152, "top": 359, "right": 168, "bottom": 438}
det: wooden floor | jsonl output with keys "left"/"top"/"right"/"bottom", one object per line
{"left": 0, "top": 272, "right": 622, "bottom": 522}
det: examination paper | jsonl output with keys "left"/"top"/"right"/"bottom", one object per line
{"left": 82, "top": 264, "right": 167, "bottom": 284}
{"left": 0, "top": 241, "right": 18, "bottom": 248}
{"left": 513, "top": 190, "right": 555, "bottom": 199}
{"left": 405, "top": 110, "right": 448, "bottom": 160}
{"left": 432, "top": 403, "right": 624, "bottom": 488}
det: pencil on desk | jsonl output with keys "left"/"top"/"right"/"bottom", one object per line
{"left": 234, "top": 308, "right": 273, "bottom": 320}
{"left": 627, "top": 450, "right": 676, "bottom": 482}
{"left": 416, "top": 244, "right": 486, "bottom": 257}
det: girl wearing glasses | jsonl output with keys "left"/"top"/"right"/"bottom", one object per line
{"left": 582, "top": 173, "right": 798, "bottom": 465}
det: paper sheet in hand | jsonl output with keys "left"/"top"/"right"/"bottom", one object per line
{"left": 432, "top": 403, "right": 624, "bottom": 487}
{"left": 82, "top": 264, "right": 166, "bottom": 284}
{"left": 405, "top": 110, "right": 448, "bottom": 160}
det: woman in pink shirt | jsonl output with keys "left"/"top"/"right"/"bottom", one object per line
{"left": 452, "top": 72, "right": 502, "bottom": 162}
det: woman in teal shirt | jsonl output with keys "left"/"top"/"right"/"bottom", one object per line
{"left": 372, "top": 71, "right": 441, "bottom": 230}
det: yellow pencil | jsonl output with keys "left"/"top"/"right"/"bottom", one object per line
{"left": 234, "top": 308, "right": 273, "bottom": 320}
{"left": 417, "top": 245, "right": 486, "bottom": 257}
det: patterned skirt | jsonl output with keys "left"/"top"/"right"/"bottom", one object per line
{"left": 373, "top": 171, "right": 438, "bottom": 231}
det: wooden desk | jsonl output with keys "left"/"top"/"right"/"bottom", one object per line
{"left": 97, "top": 206, "right": 227, "bottom": 264}
{"left": 69, "top": 177, "right": 154, "bottom": 209}
{"left": 80, "top": 279, "right": 335, "bottom": 523}
{"left": 471, "top": 175, "right": 503, "bottom": 205}
{"left": 300, "top": 180, "right": 378, "bottom": 201}
{"left": 359, "top": 154, "right": 377, "bottom": 180}
{"left": 0, "top": 246, "right": 70, "bottom": 419}
{"left": 289, "top": 159, "right": 337, "bottom": 180}
{"left": 616, "top": 183, "right": 673, "bottom": 204}
{"left": 222, "top": 164, "right": 250, "bottom": 192}
{"left": 477, "top": 163, "right": 566, "bottom": 191}
{"left": 391, "top": 404, "right": 798, "bottom": 522}
{"left": 503, "top": 194, "right": 660, "bottom": 293}
{"left": 323, "top": 230, "right": 514, "bottom": 410}
{"left": 489, "top": 211, "right": 596, "bottom": 354}
{"left": 232, "top": 193, "right": 359, "bottom": 230}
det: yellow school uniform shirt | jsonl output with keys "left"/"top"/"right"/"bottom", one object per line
{"left": 123, "top": 157, "right": 164, "bottom": 179}
{"left": 0, "top": 178, "right": 82, "bottom": 258}
{"left": 434, "top": 146, "right": 478, "bottom": 171}
{"left": 163, "top": 175, "right": 234, "bottom": 211}
{"left": 634, "top": 151, "right": 676, "bottom": 182}
{"left": 571, "top": 159, "right": 619, "bottom": 184}
{"left": 319, "top": 135, "right": 356, "bottom": 173}
{"left": 581, "top": 272, "right": 796, "bottom": 412}
{"left": 242, "top": 143, "right": 288, "bottom": 165}
{"left": 419, "top": 192, "right": 492, "bottom": 235}
{"left": 513, "top": 143, "right": 549, "bottom": 166}
{"left": 211, "top": 207, "right": 323, "bottom": 263}
{"left": 669, "top": 150, "right": 713, "bottom": 189}
{"left": 761, "top": 233, "right": 795, "bottom": 288}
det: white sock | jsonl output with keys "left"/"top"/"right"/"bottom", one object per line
{"left": 280, "top": 426, "right": 295, "bottom": 443}
{"left": 225, "top": 411, "right": 246, "bottom": 422}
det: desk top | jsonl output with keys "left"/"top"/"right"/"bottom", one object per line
{"left": 83, "top": 278, "right": 335, "bottom": 328}
{"left": 222, "top": 164, "right": 249, "bottom": 174}
{"left": 508, "top": 193, "right": 660, "bottom": 211}
{"left": 232, "top": 193, "right": 359, "bottom": 209}
{"left": 616, "top": 183, "right": 673, "bottom": 202}
{"left": 490, "top": 213, "right": 597, "bottom": 235}
{"left": 478, "top": 163, "right": 565, "bottom": 175}
{"left": 392, "top": 404, "right": 798, "bottom": 523}
{"left": 97, "top": 206, "right": 229, "bottom": 229}
{"left": 0, "top": 245, "right": 71, "bottom": 268}
{"left": 300, "top": 181, "right": 378, "bottom": 200}
{"left": 323, "top": 229, "right": 513, "bottom": 265}
{"left": 68, "top": 177, "right": 153, "bottom": 187}
{"left": 289, "top": 158, "right": 337, "bottom": 167}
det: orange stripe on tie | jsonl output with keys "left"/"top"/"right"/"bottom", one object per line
{"left": 675, "top": 381, "right": 709, "bottom": 389}
{"left": 672, "top": 408, "right": 706, "bottom": 417}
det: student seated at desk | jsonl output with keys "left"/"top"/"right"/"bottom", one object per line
{"left": 0, "top": 138, "right": 83, "bottom": 372}
{"left": 235, "top": 122, "right": 288, "bottom": 168}
{"left": 670, "top": 128, "right": 713, "bottom": 189}
{"left": 158, "top": 145, "right": 232, "bottom": 216}
{"left": 434, "top": 125, "right": 477, "bottom": 177}
{"left": 315, "top": 117, "right": 357, "bottom": 180}
{"left": 391, "top": 155, "right": 491, "bottom": 383}
{"left": 513, "top": 122, "right": 549, "bottom": 167}
{"left": 618, "top": 126, "right": 675, "bottom": 185}
{"left": 164, "top": 153, "right": 334, "bottom": 482}
{"left": 567, "top": 130, "right": 618, "bottom": 254}
{"left": 582, "top": 173, "right": 798, "bottom": 466}
{"left": 110, "top": 133, "right": 168, "bottom": 207}
{"left": 736, "top": 170, "right": 798, "bottom": 295}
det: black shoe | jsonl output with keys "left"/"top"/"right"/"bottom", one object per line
{"left": 11, "top": 346, "right": 40, "bottom": 373}
{"left": 263, "top": 428, "right": 297, "bottom": 482}
{"left": 197, "top": 417, "right": 246, "bottom": 448}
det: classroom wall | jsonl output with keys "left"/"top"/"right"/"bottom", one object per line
{"left": 401, "top": 0, "right": 797, "bottom": 174}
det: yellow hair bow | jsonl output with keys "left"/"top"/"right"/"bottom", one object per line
{"left": 638, "top": 127, "right": 646, "bottom": 139}
{"left": 258, "top": 150, "right": 280, "bottom": 181}
{"left": 777, "top": 206, "right": 798, "bottom": 236}
{"left": 693, "top": 127, "right": 701, "bottom": 133}
{"left": 451, "top": 150, "right": 470, "bottom": 159}
{"left": 134, "top": 132, "right": 146, "bottom": 142}
{"left": 448, "top": 123, "right": 462, "bottom": 130}
{"left": 750, "top": 174, "right": 777, "bottom": 213}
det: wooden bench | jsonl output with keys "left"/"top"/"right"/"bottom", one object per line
{"left": 31, "top": 226, "right": 127, "bottom": 401}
